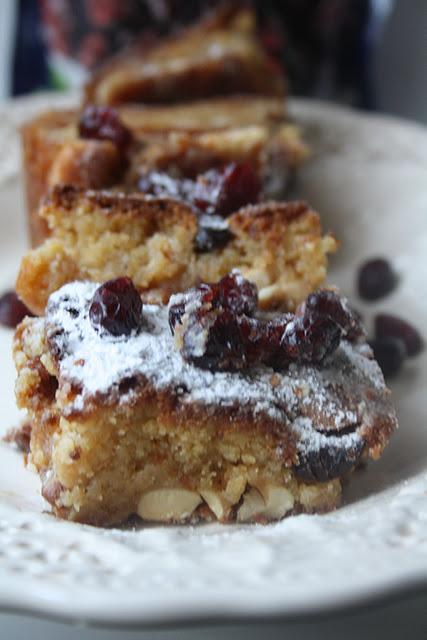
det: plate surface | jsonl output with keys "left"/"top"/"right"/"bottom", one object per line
{"left": 0, "top": 94, "right": 426, "bottom": 627}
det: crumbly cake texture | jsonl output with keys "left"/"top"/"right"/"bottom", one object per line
{"left": 14, "top": 281, "right": 397, "bottom": 526}
{"left": 21, "top": 97, "right": 307, "bottom": 246}
{"left": 16, "top": 187, "right": 336, "bottom": 316}
{"left": 84, "top": 8, "right": 285, "bottom": 106}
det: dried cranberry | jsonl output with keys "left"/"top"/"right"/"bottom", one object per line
{"left": 183, "top": 310, "right": 248, "bottom": 371}
{"left": 247, "top": 315, "right": 293, "bottom": 369}
{"left": 138, "top": 163, "right": 260, "bottom": 218}
{"left": 78, "top": 106, "right": 132, "bottom": 154}
{"left": 281, "top": 313, "right": 341, "bottom": 364}
{"left": 194, "top": 227, "right": 232, "bottom": 253}
{"left": 170, "top": 276, "right": 354, "bottom": 372}
{"left": 375, "top": 313, "right": 424, "bottom": 357}
{"left": 194, "top": 215, "right": 234, "bottom": 253}
{"left": 138, "top": 165, "right": 260, "bottom": 254}
{"left": 358, "top": 258, "right": 398, "bottom": 301}
{"left": 302, "top": 289, "right": 364, "bottom": 342}
{"left": 89, "top": 277, "right": 143, "bottom": 336}
{"left": 216, "top": 272, "right": 258, "bottom": 316}
{"left": 369, "top": 337, "right": 406, "bottom": 378}
{"left": 193, "top": 163, "right": 261, "bottom": 217}
{"left": 0, "top": 291, "right": 34, "bottom": 328}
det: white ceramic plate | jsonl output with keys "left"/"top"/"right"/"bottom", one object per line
{"left": 0, "top": 95, "right": 426, "bottom": 627}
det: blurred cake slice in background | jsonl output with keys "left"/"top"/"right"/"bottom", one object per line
{"left": 84, "top": 7, "right": 285, "bottom": 106}
{"left": 21, "top": 98, "right": 308, "bottom": 246}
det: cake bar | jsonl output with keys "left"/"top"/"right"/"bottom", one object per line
{"left": 16, "top": 187, "right": 336, "bottom": 315}
{"left": 14, "top": 277, "right": 397, "bottom": 526}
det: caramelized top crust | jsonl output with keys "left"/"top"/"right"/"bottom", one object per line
{"left": 228, "top": 201, "right": 313, "bottom": 233}
{"left": 41, "top": 184, "right": 198, "bottom": 225}
{"left": 40, "top": 187, "right": 322, "bottom": 243}
{"left": 30, "top": 281, "right": 397, "bottom": 480}
{"left": 84, "top": 9, "right": 285, "bottom": 105}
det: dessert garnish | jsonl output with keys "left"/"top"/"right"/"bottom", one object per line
{"left": 375, "top": 313, "right": 424, "bottom": 358}
{"left": 139, "top": 162, "right": 261, "bottom": 217}
{"left": 138, "top": 163, "right": 261, "bottom": 252}
{"left": 78, "top": 105, "right": 133, "bottom": 154}
{"left": 191, "top": 163, "right": 262, "bottom": 217}
{"left": 355, "top": 259, "right": 424, "bottom": 378}
{"left": 194, "top": 215, "right": 233, "bottom": 253}
{"left": 169, "top": 272, "right": 363, "bottom": 372}
{"left": 89, "top": 277, "right": 143, "bottom": 336}
{"left": 369, "top": 313, "right": 424, "bottom": 378}
{"left": 369, "top": 337, "right": 406, "bottom": 379}
{"left": 0, "top": 290, "right": 34, "bottom": 328}
{"left": 358, "top": 257, "right": 398, "bottom": 300}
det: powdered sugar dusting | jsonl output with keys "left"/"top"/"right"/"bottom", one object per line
{"left": 44, "top": 282, "right": 396, "bottom": 456}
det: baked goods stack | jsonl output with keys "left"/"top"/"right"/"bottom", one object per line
{"left": 12, "top": 6, "right": 397, "bottom": 526}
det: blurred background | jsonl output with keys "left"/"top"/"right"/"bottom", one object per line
{"left": 0, "top": 0, "right": 426, "bottom": 123}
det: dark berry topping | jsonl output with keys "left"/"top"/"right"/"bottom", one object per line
{"left": 301, "top": 289, "right": 365, "bottom": 342}
{"left": 139, "top": 163, "right": 261, "bottom": 217}
{"left": 0, "top": 291, "right": 34, "bottom": 328}
{"left": 169, "top": 275, "right": 363, "bottom": 372}
{"left": 281, "top": 313, "right": 341, "bottom": 365}
{"left": 194, "top": 215, "right": 234, "bottom": 253}
{"left": 215, "top": 272, "right": 258, "bottom": 316}
{"left": 138, "top": 164, "right": 260, "bottom": 253}
{"left": 182, "top": 310, "right": 249, "bottom": 371}
{"left": 192, "top": 162, "right": 261, "bottom": 217}
{"left": 78, "top": 106, "right": 133, "bottom": 154}
{"left": 358, "top": 258, "right": 398, "bottom": 301}
{"left": 169, "top": 272, "right": 258, "bottom": 337}
{"left": 375, "top": 313, "right": 424, "bottom": 357}
{"left": 89, "top": 277, "right": 143, "bottom": 336}
{"left": 369, "top": 337, "right": 406, "bottom": 378}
